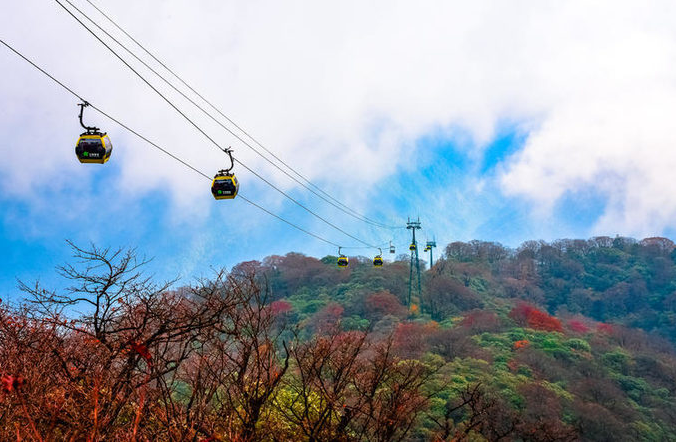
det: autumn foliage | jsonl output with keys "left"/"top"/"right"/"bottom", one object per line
{"left": 509, "top": 303, "right": 563, "bottom": 332}
{"left": 567, "top": 319, "right": 591, "bottom": 333}
{"left": 270, "top": 299, "right": 293, "bottom": 316}
{"left": 365, "top": 291, "right": 406, "bottom": 319}
{"left": 0, "top": 244, "right": 434, "bottom": 441}
{"left": 597, "top": 323, "right": 614, "bottom": 334}
{"left": 513, "top": 339, "right": 530, "bottom": 350}
{"left": 6, "top": 237, "right": 676, "bottom": 440}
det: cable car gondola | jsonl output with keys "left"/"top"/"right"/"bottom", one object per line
{"left": 409, "top": 243, "right": 417, "bottom": 251}
{"left": 337, "top": 247, "right": 348, "bottom": 267}
{"left": 373, "top": 248, "right": 383, "bottom": 267}
{"left": 389, "top": 241, "right": 395, "bottom": 254}
{"left": 211, "top": 148, "right": 239, "bottom": 200}
{"left": 424, "top": 245, "right": 431, "bottom": 252}
{"left": 75, "top": 102, "right": 112, "bottom": 164}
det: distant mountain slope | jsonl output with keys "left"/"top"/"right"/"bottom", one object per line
{"left": 237, "top": 237, "right": 676, "bottom": 440}
{"left": 253, "top": 236, "right": 676, "bottom": 343}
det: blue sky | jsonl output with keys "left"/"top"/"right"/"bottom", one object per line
{"left": 3, "top": 0, "right": 676, "bottom": 300}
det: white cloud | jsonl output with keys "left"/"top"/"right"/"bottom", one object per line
{"left": 2, "top": 0, "right": 676, "bottom": 240}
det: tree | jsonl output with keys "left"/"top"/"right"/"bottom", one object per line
{"left": 425, "top": 274, "right": 482, "bottom": 320}
{"left": 3, "top": 242, "right": 443, "bottom": 441}
{"left": 279, "top": 330, "right": 436, "bottom": 442}
{"left": 6, "top": 243, "right": 292, "bottom": 440}
{"left": 516, "top": 383, "right": 577, "bottom": 441}
{"left": 364, "top": 291, "right": 407, "bottom": 320}
{"left": 509, "top": 303, "right": 563, "bottom": 332}
{"left": 429, "top": 383, "right": 519, "bottom": 441}
{"left": 10, "top": 242, "right": 243, "bottom": 439}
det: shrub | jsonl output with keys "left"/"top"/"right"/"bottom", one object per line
{"left": 509, "top": 303, "right": 563, "bottom": 332}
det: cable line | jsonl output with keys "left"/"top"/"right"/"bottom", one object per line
{"left": 54, "top": 0, "right": 379, "bottom": 248}
{"left": 0, "top": 37, "right": 348, "bottom": 248}
{"left": 64, "top": 0, "right": 399, "bottom": 230}
{"left": 74, "top": 0, "right": 402, "bottom": 230}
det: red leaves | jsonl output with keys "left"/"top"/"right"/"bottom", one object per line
{"left": 527, "top": 310, "right": 563, "bottom": 332}
{"left": 596, "top": 323, "right": 613, "bottom": 334}
{"left": 567, "top": 320, "right": 590, "bottom": 333}
{"left": 460, "top": 310, "right": 501, "bottom": 332}
{"left": 311, "top": 302, "right": 345, "bottom": 333}
{"left": 509, "top": 303, "right": 563, "bottom": 332}
{"left": 270, "top": 299, "right": 293, "bottom": 316}
{"left": 1, "top": 374, "right": 25, "bottom": 393}
{"left": 130, "top": 342, "right": 152, "bottom": 363}
{"left": 322, "top": 303, "right": 344, "bottom": 318}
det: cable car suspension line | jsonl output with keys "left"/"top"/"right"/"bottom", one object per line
{"left": 82, "top": 0, "right": 401, "bottom": 230}
{"left": 59, "top": 0, "right": 401, "bottom": 230}
{"left": 0, "top": 37, "right": 353, "bottom": 249}
{"left": 54, "top": 0, "right": 381, "bottom": 248}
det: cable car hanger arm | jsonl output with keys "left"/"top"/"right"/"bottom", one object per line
{"left": 218, "top": 146, "right": 235, "bottom": 174}
{"left": 78, "top": 101, "right": 101, "bottom": 134}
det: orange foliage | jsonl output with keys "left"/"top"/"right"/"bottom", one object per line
{"left": 513, "top": 339, "right": 530, "bottom": 350}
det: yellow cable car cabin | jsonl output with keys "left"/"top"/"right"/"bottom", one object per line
{"left": 373, "top": 255, "right": 383, "bottom": 267}
{"left": 409, "top": 243, "right": 417, "bottom": 251}
{"left": 211, "top": 172, "right": 239, "bottom": 200}
{"left": 75, "top": 134, "right": 113, "bottom": 164}
{"left": 337, "top": 255, "right": 349, "bottom": 267}
{"left": 424, "top": 245, "right": 431, "bottom": 252}
{"left": 75, "top": 102, "right": 112, "bottom": 164}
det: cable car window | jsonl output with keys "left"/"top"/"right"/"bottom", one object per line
{"left": 79, "top": 138, "right": 102, "bottom": 147}
{"left": 215, "top": 180, "right": 236, "bottom": 189}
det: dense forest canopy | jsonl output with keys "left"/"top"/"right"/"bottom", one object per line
{"left": 2, "top": 236, "right": 676, "bottom": 440}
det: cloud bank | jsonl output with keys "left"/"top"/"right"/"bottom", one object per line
{"left": 1, "top": 0, "right": 676, "bottom": 240}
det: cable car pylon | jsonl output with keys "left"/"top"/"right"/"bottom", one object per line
{"left": 407, "top": 217, "right": 422, "bottom": 308}
{"left": 425, "top": 239, "right": 437, "bottom": 267}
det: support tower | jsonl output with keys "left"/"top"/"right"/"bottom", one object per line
{"left": 407, "top": 217, "right": 422, "bottom": 307}
{"left": 425, "top": 240, "right": 437, "bottom": 268}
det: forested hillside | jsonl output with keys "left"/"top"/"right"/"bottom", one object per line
{"left": 3, "top": 237, "right": 676, "bottom": 440}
